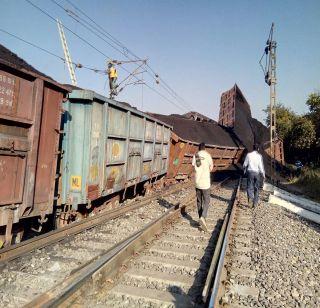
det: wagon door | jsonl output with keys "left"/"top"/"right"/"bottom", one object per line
{"left": 142, "top": 120, "right": 155, "bottom": 180}
{"left": 161, "top": 126, "right": 171, "bottom": 173}
{"left": 105, "top": 106, "right": 127, "bottom": 193}
{"left": 0, "top": 121, "right": 27, "bottom": 208}
{"left": 0, "top": 72, "right": 29, "bottom": 211}
{"left": 127, "top": 114, "right": 143, "bottom": 181}
{"left": 34, "top": 86, "right": 62, "bottom": 215}
{"left": 153, "top": 124, "right": 163, "bottom": 173}
{"left": 87, "top": 101, "right": 104, "bottom": 200}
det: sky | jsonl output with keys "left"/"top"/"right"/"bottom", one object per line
{"left": 0, "top": 0, "right": 319, "bottom": 123}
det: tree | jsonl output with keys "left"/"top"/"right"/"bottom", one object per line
{"left": 289, "top": 117, "right": 316, "bottom": 150}
{"left": 306, "top": 92, "right": 320, "bottom": 164}
{"left": 306, "top": 92, "right": 320, "bottom": 113}
{"left": 264, "top": 103, "right": 297, "bottom": 139}
{"left": 306, "top": 92, "right": 320, "bottom": 140}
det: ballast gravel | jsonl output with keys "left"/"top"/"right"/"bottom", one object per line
{"left": 251, "top": 196, "right": 320, "bottom": 307}
{"left": 0, "top": 186, "right": 192, "bottom": 308}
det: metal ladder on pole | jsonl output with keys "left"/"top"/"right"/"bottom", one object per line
{"left": 57, "top": 19, "right": 77, "bottom": 86}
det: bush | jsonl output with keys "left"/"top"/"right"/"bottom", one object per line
{"left": 296, "top": 168, "right": 320, "bottom": 201}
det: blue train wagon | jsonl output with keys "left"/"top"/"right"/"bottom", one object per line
{"left": 57, "top": 89, "right": 171, "bottom": 226}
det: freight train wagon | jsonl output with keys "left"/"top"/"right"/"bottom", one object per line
{"left": 150, "top": 113, "right": 244, "bottom": 181}
{"left": 218, "top": 84, "right": 284, "bottom": 175}
{"left": 0, "top": 46, "right": 68, "bottom": 246}
{"left": 56, "top": 89, "right": 172, "bottom": 227}
{"left": 0, "top": 44, "right": 246, "bottom": 247}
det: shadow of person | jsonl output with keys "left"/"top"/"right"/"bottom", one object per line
{"left": 167, "top": 285, "right": 197, "bottom": 308}
{"left": 181, "top": 212, "right": 201, "bottom": 229}
{"left": 157, "top": 198, "right": 174, "bottom": 209}
{"left": 209, "top": 193, "right": 230, "bottom": 203}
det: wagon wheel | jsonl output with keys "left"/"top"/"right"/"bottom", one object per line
{"left": 12, "top": 228, "right": 24, "bottom": 244}
{"left": 56, "top": 212, "right": 70, "bottom": 228}
{"left": 143, "top": 182, "right": 152, "bottom": 196}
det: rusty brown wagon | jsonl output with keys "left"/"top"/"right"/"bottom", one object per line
{"left": 0, "top": 45, "right": 68, "bottom": 246}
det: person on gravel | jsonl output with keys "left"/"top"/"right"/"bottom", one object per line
{"left": 192, "top": 142, "right": 213, "bottom": 232}
{"left": 243, "top": 144, "right": 265, "bottom": 208}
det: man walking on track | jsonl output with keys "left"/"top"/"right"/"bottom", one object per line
{"left": 243, "top": 144, "right": 265, "bottom": 208}
{"left": 192, "top": 142, "right": 213, "bottom": 232}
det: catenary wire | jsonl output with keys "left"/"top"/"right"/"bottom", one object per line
{"left": 58, "top": 0, "right": 194, "bottom": 110}
{"left": 23, "top": 0, "right": 187, "bottom": 111}
{"left": 0, "top": 28, "right": 106, "bottom": 74}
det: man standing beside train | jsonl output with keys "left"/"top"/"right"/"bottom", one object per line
{"left": 243, "top": 144, "right": 265, "bottom": 208}
{"left": 192, "top": 142, "right": 213, "bottom": 232}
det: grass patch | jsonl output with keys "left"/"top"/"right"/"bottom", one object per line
{"left": 294, "top": 168, "right": 320, "bottom": 201}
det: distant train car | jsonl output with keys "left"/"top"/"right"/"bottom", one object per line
{"left": 150, "top": 113, "right": 244, "bottom": 181}
{"left": 0, "top": 45, "right": 68, "bottom": 246}
{"left": 57, "top": 89, "right": 172, "bottom": 226}
{"left": 218, "top": 84, "right": 284, "bottom": 175}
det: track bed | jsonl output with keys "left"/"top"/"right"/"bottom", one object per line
{"left": 0, "top": 185, "right": 193, "bottom": 307}
{"left": 74, "top": 181, "right": 237, "bottom": 307}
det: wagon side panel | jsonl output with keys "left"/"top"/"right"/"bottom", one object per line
{"left": 33, "top": 86, "right": 63, "bottom": 217}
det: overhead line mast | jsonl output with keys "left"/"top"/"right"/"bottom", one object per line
{"left": 260, "top": 23, "right": 277, "bottom": 183}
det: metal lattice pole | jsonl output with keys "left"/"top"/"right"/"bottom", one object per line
{"left": 260, "top": 23, "right": 277, "bottom": 182}
{"left": 57, "top": 19, "right": 77, "bottom": 86}
{"left": 268, "top": 23, "right": 277, "bottom": 183}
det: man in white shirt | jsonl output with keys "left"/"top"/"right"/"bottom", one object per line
{"left": 243, "top": 144, "right": 265, "bottom": 208}
{"left": 192, "top": 143, "right": 213, "bottom": 231}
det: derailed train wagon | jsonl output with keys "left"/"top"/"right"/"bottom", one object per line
{"left": 218, "top": 84, "right": 285, "bottom": 174}
{"left": 150, "top": 113, "right": 244, "bottom": 180}
{"left": 0, "top": 45, "right": 68, "bottom": 245}
{"left": 58, "top": 89, "right": 171, "bottom": 226}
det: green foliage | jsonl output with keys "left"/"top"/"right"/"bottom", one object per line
{"left": 306, "top": 92, "right": 320, "bottom": 148}
{"left": 289, "top": 117, "right": 316, "bottom": 150}
{"left": 264, "top": 92, "right": 320, "bottom": 165}
{"left": 264, "top": 103, "right": 297, "bottom": 139}
{"left": 306, "top": 92, "right": 320, "bottom": 113}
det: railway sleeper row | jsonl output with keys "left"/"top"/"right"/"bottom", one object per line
{"left": 0, "top": 183, "right": 194, "bottom": 307}
{"left": 44, "top": 180, "right": 239, "bottom": 307}
{"left": 209, "top": 179, "right": 259, "bottom": 307}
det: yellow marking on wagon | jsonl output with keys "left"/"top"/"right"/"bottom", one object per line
{"left": 112, "top": 142, "right": 120, "bottom": 158}
{"left": 109, "top": 167, "right": 120, "bottom": 179}
{"left": 71, "top": 175, "right": 82, "bottom": 190}
{"left": 90, "top": 165, "right": 98, "bottom": 181}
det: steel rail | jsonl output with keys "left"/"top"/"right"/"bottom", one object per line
{"left": 207, "top": 177, "right": 242, "bottom": 307}
{"left": 0, "top": 181, "right": 192, "bottom": 264}
{"left": 26, "top": 194, "right": 196, "bottom": 308}
{"left": 202, "top": 212, "right": 229, "bottom": 303}
{"left": 24, "top": 177, "right": 233, "bottom": 308}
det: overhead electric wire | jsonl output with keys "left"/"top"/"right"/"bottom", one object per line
{"left": 58, "top": 0, "right": 194, "bottom": 111}
{"left": 50, "top": 0, "right": 127, "bottom": 57}
{"left": 0, "top": 28, "right": 106, "bottom": 74}
{"left": 24, "top": 0, "right": 186, "bottom": 112}
{"left": 0, "top": 28, "right": 64, "bottom": 61}
{"left": 65, "top": 0, "right": 129, "bottom": 54}
{"left": 53, "top": 0, "right": 191, "bottom": 110}
{"left": 25, "top": 0, "right": 113, "bottom": 61}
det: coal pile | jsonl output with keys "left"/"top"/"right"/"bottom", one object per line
{"left": 150, "top": 113, "right": 242, "bottom": 148}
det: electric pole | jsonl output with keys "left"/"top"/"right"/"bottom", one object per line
{"left": 57, "top": 19, "right": 77, "bottom": 86}
{"left": 260, "top": 23, "right": 277, "bottom": 183}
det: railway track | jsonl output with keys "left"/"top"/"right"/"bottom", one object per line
{"left": 0, "top": 181, "right": 191, "bottom": 263}
{"left": 0, "top": 182, "right": 195, "bottom": 307}
{"left": 14, "top": 177, "right": 239, "bottom": 308}
{"left": 209, "top": 179, "right": 259, "bottom": 307}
